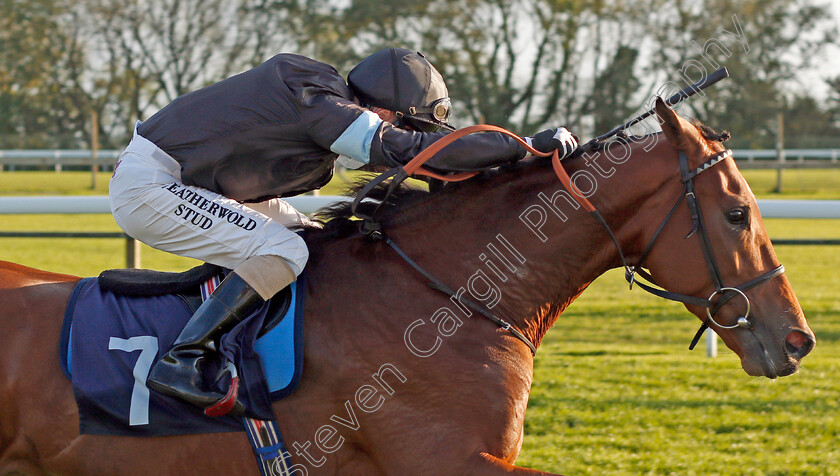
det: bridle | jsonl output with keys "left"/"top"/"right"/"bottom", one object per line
{"left": 591, "top": 148, "right": 786, "bottom": 349}
{"left": 352, "top": 125, "right": 786, "bottom": 355}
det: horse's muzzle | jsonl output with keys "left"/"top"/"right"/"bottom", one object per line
{"left": 784, "top": 329, "right": 815, "bottom": 361}
{"left": 764, "top": 328, "right": 815, "bottom": 378}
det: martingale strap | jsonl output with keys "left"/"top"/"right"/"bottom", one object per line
{"left": 385, "top": 237, "right": 538, "bottom": 356}
{"left": 353, "top": 125, "right": 549, "bottom": 356}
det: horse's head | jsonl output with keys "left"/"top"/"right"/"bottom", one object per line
{"left": 641, "top": 98, "right": 815, "bottom": 378}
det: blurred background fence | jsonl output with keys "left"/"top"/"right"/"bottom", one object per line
{"left": 0, "top": 195, "right": 349, "bottom": 268}
{"left": 3, "top": 148, "right": 839, "bottom": 171}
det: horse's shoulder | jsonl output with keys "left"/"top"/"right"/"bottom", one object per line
{"left": 0, "top": 260, "right": 80, "bottom": 289}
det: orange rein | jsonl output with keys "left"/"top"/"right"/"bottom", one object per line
{"left": 403, "top": 124, "right": 596, "bottom": 213}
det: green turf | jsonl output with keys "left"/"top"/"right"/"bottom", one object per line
{"left": 741, "top": 168, "right": 840, "bottom": 200}
{"left": 0, "top": 170, "right": 113, "bottom": 195}
{"left": 0, "top": 170, "right": 838, "bottom": 473}
{"left": 517, "top": 243, "right": 840, "bottom": 475}
{"left": 0, "top": 171, "right": 363, "bottom": 274}
{"left": 0, "top": 170, "right": 358, "bottom": 196}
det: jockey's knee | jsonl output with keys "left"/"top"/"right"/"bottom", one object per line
{"left": 234, "top": 254, "right": 299, "bottom": 300}
{"left": 258, "top": 227, "right": 309, "bottom": 275}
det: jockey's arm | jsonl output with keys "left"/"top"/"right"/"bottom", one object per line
{"left": 370, "top": 123, "right": 526, "bottom": 172}
{"left": 303, "top": 95, "right": 527, "bottom": 173}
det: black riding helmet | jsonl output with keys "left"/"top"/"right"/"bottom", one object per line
{"left": 348, "top": 48, "right": 454, "bottom": 133}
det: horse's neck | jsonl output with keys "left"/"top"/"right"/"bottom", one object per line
{"left": 388, "top": 137, "right": 678, "bottom": 350}
{"left": 524, "top": 141, "right": 679, "bottom": 344}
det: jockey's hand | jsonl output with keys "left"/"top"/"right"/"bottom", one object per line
{"left": 526, "top": 127, "right": 579, "bottom": 159}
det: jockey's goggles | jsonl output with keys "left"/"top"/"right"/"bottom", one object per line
{"left": 408, "top": 97, "right": 452, "bottom": 123}
{"left": 398, "top": 97, "right": 453, "bottom": 133}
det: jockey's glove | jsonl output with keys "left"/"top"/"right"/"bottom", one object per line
{"left": 524, "top": 127, "right": 579, "bottom": 159}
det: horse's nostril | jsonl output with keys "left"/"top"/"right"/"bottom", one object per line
{"left": 785, "top": 330, "right": 815, "bottom": 359}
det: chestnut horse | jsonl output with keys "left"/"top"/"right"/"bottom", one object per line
{"left": 0, "top": 101, "right": 815, "bottom": 475}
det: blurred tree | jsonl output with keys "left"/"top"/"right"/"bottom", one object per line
{"left": 0, "top": 0, "right": 82, "bottom": 148}
{"left": 265, "top": 0, "right": 355, "bottom": 67}
{"left": 782, "top": 94, "right": 840, "bottom": 148}
{"left": 584, "top": 45, "right": 641, "bottom": 134}
{"left": 83, "top": 0, "right": 250, "bottom": 106}
{"left": 827, "top": 75, "right": 840, "bottom": 129}
{"left": 61, "top": 0, "right": 293, "bottom": 145}
{"left": 637, "top": 0, "right": 837, "bottom": 148}
{"left": 323, "top": 0, "right": 628, "bottom": 135}
{"left": 2, "top": 0, "right": 838, "bottom": 149}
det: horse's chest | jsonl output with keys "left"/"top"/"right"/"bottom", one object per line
{"left": 425, "top": 356, "right": 533, "bottom": 455}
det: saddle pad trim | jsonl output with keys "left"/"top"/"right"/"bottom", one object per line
{"left": 264, "top": 271, "right": 305, "bottom": 400}
{"left": 243, "top": 417, "right": 298, "bottom": 476}
{"left": 61, "top": 277, "right": 91, "bottom": 379}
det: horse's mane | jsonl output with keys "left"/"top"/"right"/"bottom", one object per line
{"left": 306, "top": 121, "right": 729, "bottom": 242}
{"left": 306, "top": 159, "right": 537, "bottom": 241}
{"left": 693, "top": 120, "right": 731, "bottom": 143}
{"left": 314, "top": 176, "right": 425, "bottom": 221}
{"left": 307, "top": 175, "right": 431, "bottom": 240}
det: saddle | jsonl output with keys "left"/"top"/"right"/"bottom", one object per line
{"left": 62, "top": 263, "right": 305, "bottom": 436}
{"left": 97, "top": 263, "right": 292, "bottom": 337}
{"left": 99, "top": 262, "right": 223, "bottom": 296}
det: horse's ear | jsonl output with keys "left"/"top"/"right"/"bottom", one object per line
{"left": 655, "top": 97, "right": 692, "bottom": 151}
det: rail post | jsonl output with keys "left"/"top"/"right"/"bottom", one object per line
{"left": 91, "top": 111, "right": 99, "bottom": 190}
{"left": 774, "top": 112, "right": 784, "bottom": 193}
{"left": 706, "top": 328, "right": 718, "bottom": 357}
{"left": 125, "top": 236, "right": 142, "bottom": 268}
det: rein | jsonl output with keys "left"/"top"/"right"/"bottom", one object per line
{"left": 352, "top": 125, "right": 552, "bottom": 356}
{"left": 351, "top": 125, "right": 786, "bottom": 356}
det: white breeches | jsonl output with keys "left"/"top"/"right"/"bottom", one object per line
{"left": 109, "top": 130, "right": 309, "bottom": 276}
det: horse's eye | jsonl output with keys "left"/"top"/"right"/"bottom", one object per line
{"left": 727, "top": 208, "right": 747, "bottom": 224}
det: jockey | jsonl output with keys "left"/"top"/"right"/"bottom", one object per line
{"left": 109, "top": 47, "right": 578, "bottom": 415}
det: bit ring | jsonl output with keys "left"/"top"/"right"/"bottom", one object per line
{"left": 706, "top": 287, "right": 751, "bottom": 329}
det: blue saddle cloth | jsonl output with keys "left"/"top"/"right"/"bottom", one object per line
{"left": 60, "top": 274, "right": 304, "bottom": 437}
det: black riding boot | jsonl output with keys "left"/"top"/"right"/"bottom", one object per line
{"left": 147, "top": 272, "right": 263, "bottom": 415}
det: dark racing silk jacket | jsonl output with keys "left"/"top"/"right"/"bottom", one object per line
{"left": 137, "top": 54, "right": 525, "bottom": 203}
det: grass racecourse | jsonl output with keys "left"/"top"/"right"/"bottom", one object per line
{"left": 1, "top": 168, "right": 838, "bottom": 475}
